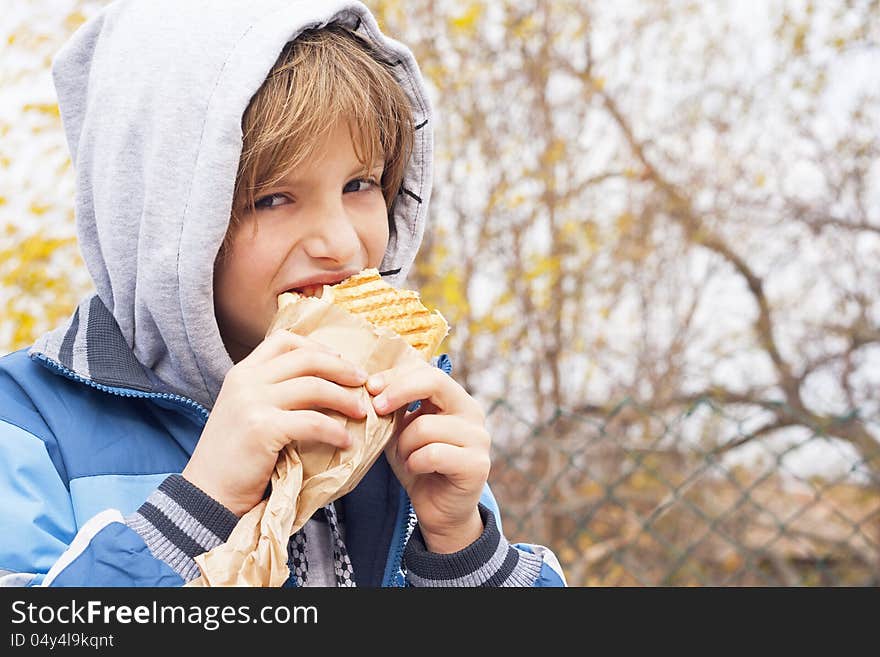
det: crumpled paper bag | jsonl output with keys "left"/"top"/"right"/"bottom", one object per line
{"left": 187, "top": 296, "right": 423, "bottom": 586}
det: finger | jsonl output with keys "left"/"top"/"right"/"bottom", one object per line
{"left": 404, "top": 442, "right": 491, "bottom": 483}
{"left": 396, "top": 402, "right": 435, "bottom": 436}
{"left": 271, "top": 376, "right": 367, "bottom": 420}
{"left": 273, "top": 408, "right": 352, "bottom": 449}
{"left": 370, "top": 365, "right": 481, "bottom": 421}
{"left": 365, "top": 358, "right": 425, "bottom": 395}
{"left": 246, "top": 329, "right": 339, "bottom": 365}
{"left": 394, "top": 414, "right": 488, "bottom": 463}
{"left": 263, "top": 348, "right": 367, "bottom": 386}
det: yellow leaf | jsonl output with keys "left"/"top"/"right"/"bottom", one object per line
{"left": 29, "top": 202, "right": 52, "bottom": 216}
{"left": 615, "top": 212, "right": 635, "bottom": 234}
{"left": 793, "top": 25, "right": 807, "bottom": 54}
{"left": 65, "top": 11, "right": 87, "bottom": 33}
{"left": 525, "top": 254, "right": 561, "bottom": 282}
{"left": 440, "top": 269, "right": 469, "bottom": 318}
{"left": 511, "top": 15, "right": 537, "bottom": 40}
{"left": 422, "top": 62, "right": 449, "bottom": 88}
{"left": 449, "top": 3, "right": 482, "bottom": 37}
{"left": 542, "top": 139, "right": 566, "bottom": 166}
{"left": 22, "top": 103, "right": 60, "bottom": 118}
{"left": 561, "top": 220, "right": 579, "bottom": 238}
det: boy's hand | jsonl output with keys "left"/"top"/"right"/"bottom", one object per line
{"left": 182, "top": 329, "right": 369, "bottom": 517}
{"left": 366, "top": 359, "right": 491, "bottom": 554}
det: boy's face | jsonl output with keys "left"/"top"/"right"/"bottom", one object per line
{"left": 214, "top": 121, "right": 390, "bottom": 363}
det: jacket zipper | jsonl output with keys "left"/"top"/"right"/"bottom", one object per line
{"left": 383, "top": 356, "right": 451, "bottom": 586}
{"left": 31, "top": 353, "right": 209, "bottom": 422}
{"left": 383, "top": 486, "right": 416, "bottom": 587}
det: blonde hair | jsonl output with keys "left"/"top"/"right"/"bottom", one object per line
{"left": 227, "top": 24, "right": 414, "bottom": 241}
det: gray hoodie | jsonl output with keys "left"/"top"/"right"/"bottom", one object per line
{"left": 31, "top": 0, "right": 434, "bottom": 410}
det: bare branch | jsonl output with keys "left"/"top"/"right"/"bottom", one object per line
{"left": 597, "top": 88, "right": 805, "bottom": 411}
{"left": 787, "top": 206, "right": 880, "bottom": 236}
{"left": 801, "top": 323, "right": 880, "bottom": 377}
{"left": 709, "top": 419, "right": 796, "bottom": 456}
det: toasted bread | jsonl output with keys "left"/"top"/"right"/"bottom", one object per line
{"left": 278, "top": 269, "right": 448, "bottom": 359}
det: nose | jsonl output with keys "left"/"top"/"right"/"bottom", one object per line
{"left": 301, "top": 202, "right": 361, "bottom": 264}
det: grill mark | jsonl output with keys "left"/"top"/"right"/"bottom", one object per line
{"left": 396, "top": 326, "right": 440, "bottom": 336}
{"left": 333, "top": 288, "right": 412, "bottom": 303}
{"left": 333, "top": 274, "right": 382, "bottom": 290}
{"left": 344, "top": 302, "right": 429, "bottom": 317}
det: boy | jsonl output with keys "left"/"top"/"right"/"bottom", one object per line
{"left": 0, "top": 0, "right": 566, "bottom": 587}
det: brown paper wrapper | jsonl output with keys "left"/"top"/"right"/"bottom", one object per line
{"left": 187, "top": 296, "right": 424, "bottom": 587}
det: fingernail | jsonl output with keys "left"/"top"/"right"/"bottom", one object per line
{"left": 373, "top": 393, "right": 388, "bottom": 413}
{"left": 367, "top": 374, "right": 384, "bottom": 390}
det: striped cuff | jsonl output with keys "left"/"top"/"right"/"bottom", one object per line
{"left": 124, "top": 474, "right": 239, "bottom": 582}
{"left": 404, "top": 504, "right": 544, "bottom": 587}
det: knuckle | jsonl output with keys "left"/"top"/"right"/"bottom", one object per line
{"left": 304, "top": 412, "right": 325, "bottom": 435}
{"left": 476, "top": 453, "right": 491, "bottom": 478}
{"left": 425, "top": 443, "right": 441, "bottom": 469}
{"left": 306, "top": 335, "right": 337, "bottom": 355}
{"left": 302, "top": 376, "right": 323, "bottom": 396}
{"left": 241, "top": 407, "right": 265, "bottom": 436}
{"left": 299, "top": 348, "right": 322, "bottom": 370}
{"left": 273, "top": 328, "right": 294, "bottom": 345}
{"left": 408, "top": 416, "right": 428, "bottom": 441}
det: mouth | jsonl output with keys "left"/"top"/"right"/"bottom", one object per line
{"left": 286, "top": 284, "right": 326, "bottom": 299}
{"left": 281, "top": 270, "right": 361, "bottom": 300}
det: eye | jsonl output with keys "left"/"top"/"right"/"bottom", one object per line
{"left": 254, "top": 193, "right": 289, "bottom": 210}
{"left": 343, "top": 177, "right": 379, "bottom": 194}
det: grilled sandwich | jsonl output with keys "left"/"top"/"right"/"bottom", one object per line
{"left": 277, "top": 268, "right": 448, "bottom": 359}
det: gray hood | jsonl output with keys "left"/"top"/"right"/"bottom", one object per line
{"left": 30, "top": 0, "right": 433, "bottom": 410}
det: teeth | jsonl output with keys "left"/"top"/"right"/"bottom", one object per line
{"left": 298, "top": 284, "right": 324, "bottom": 298}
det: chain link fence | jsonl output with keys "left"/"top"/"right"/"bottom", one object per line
{"left": 486, "top": 398, "right": 880, "bottom": 586}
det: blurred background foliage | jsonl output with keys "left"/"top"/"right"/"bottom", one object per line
{"left": 1, "top": 0, "right": 878, "bottom": 585}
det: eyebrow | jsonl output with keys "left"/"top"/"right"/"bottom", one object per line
{"left": 351, "top": 161, "right": 386, "bottom": 177}
{"left": 275, "top": 161, "right": 385, "bottom": 188}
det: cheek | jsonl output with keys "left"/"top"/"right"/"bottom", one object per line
{"left": 363, "top": 204, "right": 391, "bottom": 266}
{"left": 214, "top": 231, "right": 276, "bottom": 302}
{"left": 369, "top": 224, "right": 390, "bottom": 264}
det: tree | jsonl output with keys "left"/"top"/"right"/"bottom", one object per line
{"left": 3, "top": 0, "right": 878, "bottom": 584}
